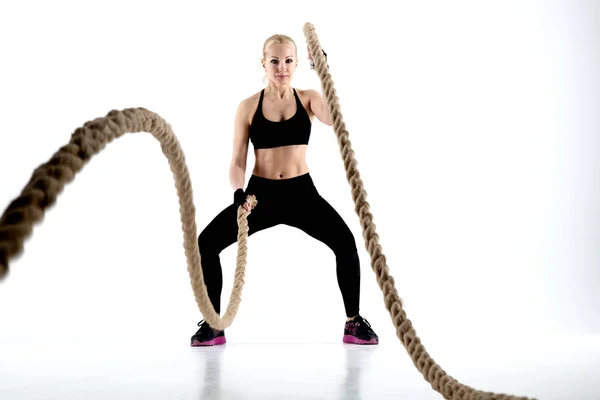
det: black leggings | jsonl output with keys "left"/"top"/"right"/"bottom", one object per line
{"left": 197, "top": 173, "right": 360, "bottom": 318}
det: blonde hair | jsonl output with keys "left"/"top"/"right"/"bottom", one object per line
{"left": 261, "top": 34, "right": 298, "bottom": 86}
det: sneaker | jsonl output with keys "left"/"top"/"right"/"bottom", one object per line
{"left": 190, "top": 320, "right": 226, "bottom": 346}
{"left": 343, "top": 315, "right": 379, "bottom": 345}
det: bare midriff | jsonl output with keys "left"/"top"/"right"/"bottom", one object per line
{"left": 252, "top": 145, "right": 309, "bottom": 179}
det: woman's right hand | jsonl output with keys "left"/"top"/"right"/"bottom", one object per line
{"left": 234, "top": 188, "right": 252, "bottom": 213}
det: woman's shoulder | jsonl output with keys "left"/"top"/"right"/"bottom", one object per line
{"left": 233, "top": 90, "right": 263, "bottom": 126}
{"left": 295, "top": 88, "right": 314, "bottom": 96}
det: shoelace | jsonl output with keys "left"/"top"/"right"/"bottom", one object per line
{"left": 197, "top": 319, "right": 222, "bottom": 333}
{"left": 353, "top": 316, "right": 373, "bottom": 330}
{"left": 197, "top": 320, "right": 211, "bottom": 332}
{"left": 352, "top": 315, "right": 371, "bottom": 328}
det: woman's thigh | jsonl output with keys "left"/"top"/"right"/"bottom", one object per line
{"left": 284, "top": 194, "right": 357, "bottom": 254}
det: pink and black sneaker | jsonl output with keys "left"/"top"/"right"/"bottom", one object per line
{"left": 343, "top": 316, "right": 379, "bottom": 345}
{"left": 190, "top": 320, "right": 226, "bottom": 346}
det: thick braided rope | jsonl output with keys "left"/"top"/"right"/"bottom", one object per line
{"left": 303, "top": 22, "right": 535, "bottom": 400}
{"left": 0, "top": 108, "right": 254, "bottom": 331}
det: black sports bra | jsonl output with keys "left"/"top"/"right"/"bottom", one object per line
{"left": 249, "top": 88, "right": 312, "bottom": 150}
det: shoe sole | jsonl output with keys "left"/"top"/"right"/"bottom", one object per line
{"left": 191, "top": 337, "right": 226, "bottom": 346}
{"left": 343, "top": 335, "right": 378, "bottom": 345}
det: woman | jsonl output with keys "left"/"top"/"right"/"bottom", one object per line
{"left": 191, "top": 34, "right": 378, "bottom": 346}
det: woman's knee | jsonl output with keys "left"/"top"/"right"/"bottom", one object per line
{"left": 198, "top": 227, "right": 218, "bottom": 257}
{"left": 197, "top": 204, "right": 237, "bottom": 256}
{"left": 332, "top": 229, "right": 358, "bottom": 259}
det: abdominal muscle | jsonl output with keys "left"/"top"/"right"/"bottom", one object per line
{"left": 252, "top": 145, "right": 309, "bottom": 179}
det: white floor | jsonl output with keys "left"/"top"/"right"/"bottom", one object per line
{"left": 1, "top": 333, "right": 599, "bottom": 400}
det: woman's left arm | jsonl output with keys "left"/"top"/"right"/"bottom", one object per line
{"left": 308, "top": 90, "right": 333, "bottom": 126}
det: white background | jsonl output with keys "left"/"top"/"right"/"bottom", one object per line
{"left": 0, "top": 0, "right": 597, "bottom": 356}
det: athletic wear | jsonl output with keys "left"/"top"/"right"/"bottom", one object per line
{"left": 249, "top": 88, "right": 312, "bottom": 150}
{"left": 193, "top": 87, "right": 379, "bottom": 344}
{"left": 191, "top": 320, "right": 226, "bottom": 346}
{"left": 343, "top": 316, "right": 379, "bottom": 345}
{"left": 198, "top": 173, "right": 360, "bottom": 318}
{"left": 234, "top": 188, "right": 246, "bottom": 207}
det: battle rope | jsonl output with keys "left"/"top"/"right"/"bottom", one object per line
{"left": 0, "top": 22, "right": 535, "bottom": 400}
{"left": 303, "top": 23, "right": 533, "bottom": 400}
{"left": 0, "top": 109, "right": 256, "bottom": 330}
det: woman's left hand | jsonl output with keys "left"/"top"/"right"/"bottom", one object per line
{"left": 307, "top": 46, "right": 327, "bottom": 70}
{"left": 307, "top": 46, "right": 314, "bottom": 68}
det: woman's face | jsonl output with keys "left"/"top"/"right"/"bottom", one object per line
{"left": 263, "top": 42, "right": 298, "bottom": 85}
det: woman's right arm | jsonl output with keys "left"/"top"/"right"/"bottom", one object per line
{"left": 229, "top": 99, "right": 250, "bottom": 192}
